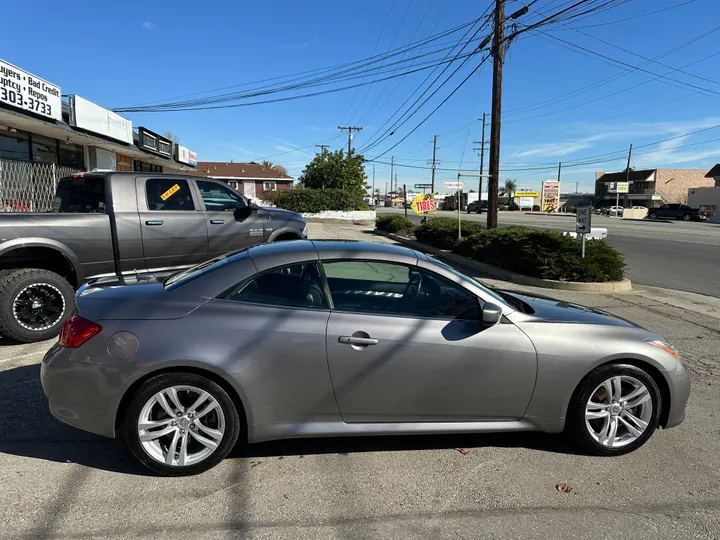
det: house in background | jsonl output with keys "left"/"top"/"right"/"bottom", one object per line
{"left": 594, "top": 169, "right": 713, "bottom": 207}
{"left": 192, "top": 161, "right": 293, "bottom": 200}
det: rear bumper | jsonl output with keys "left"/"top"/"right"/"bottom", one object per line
{"left": 663, "top": 364, "right": 691, "bottom": 429}
{"left": 41, "top": 343, "right": 124, "bottom": 439}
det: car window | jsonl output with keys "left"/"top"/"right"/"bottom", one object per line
{"left": 668, "top": 204, "right": 680, "bottom": 209}
{"left": 660, "top": 204, "right": 669, "bottom": 209}
{"left": 54, "top": 175, "right": 106, "bottom": 213}
{"left": 146, "top": 179, "right": 195, "bottom": 211}
{"left": 197, "top": 180, "right": 247, "bottom": 211}
{"left": 221, "top": 262, "right": 328, "bottom": 309}
{"left": 322, "top": 260, "right": 481, "bottom": 319}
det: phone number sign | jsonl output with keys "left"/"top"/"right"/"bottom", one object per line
{"left": 0, "top": 60, "right": 61, "bottom": 121}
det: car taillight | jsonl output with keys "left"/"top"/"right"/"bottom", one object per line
{"left": 59, "top": 316, "right": 102, "bottom": 348}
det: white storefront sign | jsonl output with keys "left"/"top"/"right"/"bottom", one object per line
{"left": 68, "top": 95, "right": 133, "bottom": 144}
{"left": 519, "top": 197, "right": 534, "bottom": 209}
{"left": 0, "top": 59, "right": 61, "bottom": 121}
{"left": 444, "top": 181, "right": 464, "bottom": 190}
{"left": 176, "top": 144, "right": 197, "bottom": 166}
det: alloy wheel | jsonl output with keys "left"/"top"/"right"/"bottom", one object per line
{"left": 137, "top": 385, "right": 226, "bottom": 467}
{"left": 585, "top": 375, "right": 653, "bottom": 448}
{"left": 12, "top": 283, "right": 65, "bottom": 331}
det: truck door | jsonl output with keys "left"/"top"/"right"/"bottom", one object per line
{"left": 194, "top": 179, "right": 264, "bottom": 257}
{"left": 136, "top": 177, "right": 209, "bottom": 271}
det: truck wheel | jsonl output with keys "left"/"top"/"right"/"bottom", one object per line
{"left": 683, "top": 214, "right": 691, "bottom": 222}
{"left": 0, "top": 269, "right": 75, "bottom": 343}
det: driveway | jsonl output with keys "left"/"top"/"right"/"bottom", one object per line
{"left": 1, "top": 229, "right": 719, "bottom": 539}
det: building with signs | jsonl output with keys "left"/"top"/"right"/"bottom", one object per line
{"left": 0, "top": 59, "right": 198, "bottom": 211}
{"left": 192, "top": 162, "right": 293, "bottom": 201}
{"left": 594, "top": 169, "right": 712, "bottom": 208}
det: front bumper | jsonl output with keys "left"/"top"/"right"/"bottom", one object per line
{"left": 663, "top": 363, "right": 691, "bottom": 429}
{"left": 41, "top": 343, "right": 126, "bottom": 439}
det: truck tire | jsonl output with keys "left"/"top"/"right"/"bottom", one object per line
{"left": 0, "top": 269, "right": 75, "bottom": 343}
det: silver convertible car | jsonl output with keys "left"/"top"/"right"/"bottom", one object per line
{"left": 41, "top": 241, "right": 690, "bottom": 476}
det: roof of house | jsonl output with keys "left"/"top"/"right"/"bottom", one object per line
{"left": 705, "top": 163, "right": 720, "bottom": 178}
{"left": 193, "top": 161, "right": 293, "bottom": 180}
{"left": 595, "top": 169, "right": 656, "bottom": 183}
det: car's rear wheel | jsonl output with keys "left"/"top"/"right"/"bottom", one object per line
{"left": 648, "top": 212, "right": 657, "bottom": 220}
{"left": 566, "top": 364, "right": 661, "bottom": 456}
{"left": 124, "top": 373, "right": 241, "bottom": 476}
{"left": 683, "top": 214, "right": 691, "bottom": 221}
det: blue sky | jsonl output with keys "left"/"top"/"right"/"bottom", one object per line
{"left": 2, "top": 0, "right": 719, "bottom": 194}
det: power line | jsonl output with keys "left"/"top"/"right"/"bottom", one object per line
{"left": 560, "top": 0, "right": 698, "bottom": 29}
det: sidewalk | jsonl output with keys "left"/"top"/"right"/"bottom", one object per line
{"left": 309, "top": 221, "right": 720, "bottom": 377}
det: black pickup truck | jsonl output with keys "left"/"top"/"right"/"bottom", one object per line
{"left": 647, "top": 204, "right": 709, "bottom": 221}
{"left": 0, "top": 171, "right": 307, "bottom": 342}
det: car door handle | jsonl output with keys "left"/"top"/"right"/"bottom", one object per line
{"left": 145, "top": 220, "right": 163, "bottom": 226}
{"left": 210, "top": 219, "right": 225, "bottom": 224}
{"left": 339, "top": 336, "right": 379, "bottom": 346}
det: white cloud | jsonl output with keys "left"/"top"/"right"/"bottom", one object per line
{"left": 142, "top": 21, "right": 155, "bottom": 30}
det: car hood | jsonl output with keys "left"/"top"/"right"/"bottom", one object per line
{"left": 505, "top": 291, "right": 640, "bottom": 328}
{"left": 258, "top": 206, "right": 303, "bottom": 222}
{"left": 76, "top": 275, "right": 207, "bottom": 321}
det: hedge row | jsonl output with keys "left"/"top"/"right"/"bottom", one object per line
{"left": 375, "top": 216, "right": 625, "bottom": 283}
{"left": 266, "top": 189, "right": 368, "bottom": 213}
{"left": 375, "top": 215, "right": 416, "bottom": 235}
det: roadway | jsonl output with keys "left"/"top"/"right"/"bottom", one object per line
{"left": 377, "top": 208, "right": 720, "bottom": 298}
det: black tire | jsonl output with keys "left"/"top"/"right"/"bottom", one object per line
{"left": 0, "top": 268, "right": 74, "bottom": 343}
{"left": 124, "top": 372, "right": 241, "bottom": 476}
{"left": 648, "top": 212, "right": 657, "bottom": 220}
{"left": 565, "top": 363, "right": 662, "bottom": 456}
{"left": 682, "top": 214, "right": 691, "bottom": 221}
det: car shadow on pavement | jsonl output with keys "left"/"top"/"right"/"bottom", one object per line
{"left": 0, "top": 364, "right": 152, "bottom": 476}
{"left": 235, "top": 430, "right": 582, "bottom": 461}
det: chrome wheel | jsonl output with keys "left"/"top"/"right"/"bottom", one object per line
{"left": 13, "top": 283, "right": 65, "bottom": 331}
{"left": 137, "top": 385, "right": 226, "bottom": 467}
{"left": 585, "top": 375, "right": 653, "bottom": 448}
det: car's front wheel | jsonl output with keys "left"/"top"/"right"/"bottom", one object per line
{"left": 648, "top": 212, "right": 657, "bottom": 220}
{"left": 683, "top": 214, "right": 691, "bottom": 221}
{"left": 124, "top": 372, "right": 241, "bottom": 476}
{"left": 566, "top": 363, "right": 661, "bottom": 456}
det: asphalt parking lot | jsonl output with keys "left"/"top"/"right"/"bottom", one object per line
{"left": 1, "top": 230, "right": 719, "bottom": 539}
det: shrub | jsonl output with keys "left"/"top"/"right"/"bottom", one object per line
{"left": 414, "top": 217, "right": 485, "bottom": 250}
{"left": 375, "top": 215, "right": 416, "bottom": 235}
{"left": 455, "top": 227, "right": 624, "bottom": 282}
{"left": 267, "top": 189, "right": 368, "bottom": 213}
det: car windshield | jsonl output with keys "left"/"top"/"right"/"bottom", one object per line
{"left": 425, "top": 258, "right": 509, "bottom": 307}
{"left": 164, "top": 250, "right": 245, "bottom": 288}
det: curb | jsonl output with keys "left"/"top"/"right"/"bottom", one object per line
{"left": 375, "top": 230, "right": 633, "bottom": 294}
{"left": 305, "top": 218, "right": 376, "bottom": 226}
{"left": 621, "top": 218, "right": 674, "bottom": 223}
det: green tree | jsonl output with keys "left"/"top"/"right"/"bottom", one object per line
{"left": 299, "top": 150, "right": 367, "bottom": 192}
{"left": 260, "top": 160, "right": 289, "bottom": 176}
{"left": 504, "top": 179, "right": 518, "bottom": 203}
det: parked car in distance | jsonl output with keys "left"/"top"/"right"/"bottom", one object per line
{"left": 466, "top": 200, "right": 486, "bottom": 214}
{"left": 647, "top": 204, "right": 708, "bottom": 222}
{"left": 41, "top": 240, "right": 690, "bottom": 475}
{"left": 0, "top": 172, "right": 307, "bottom": 343}
{"left": 608, "top": 206, "right": 624, "bottom": 216}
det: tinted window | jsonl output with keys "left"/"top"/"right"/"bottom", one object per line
{"left": 58, "top": 141, "right": 85, "bottom": 169}
{"left": 0, "top": 130, "right": 30, "bottom": 161}
{"left": 222, "top": 263, "right": 327, "bottom": 309}
{"left": 146, "top": 179, "right": 195, "bottom": 211}
{"left": 322, "top": 260, "right": 480, "bottom": 319}
{"left": 54, "top": 176, "right": 106, "bottom": 213}
{"left": 197, "top": 180, "right": 246, "bottom": 211}
{"left": 31, "top": 134, "right": 58, "bottom": 164}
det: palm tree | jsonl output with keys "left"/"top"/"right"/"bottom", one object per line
{"left": 260, "top": 161, "right": 289, "bottom": 176}
{"left": 504, "top": 179, "right": 518, "bottom": 204}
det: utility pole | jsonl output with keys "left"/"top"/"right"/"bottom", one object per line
{"left": 473, "top": 113, "right": 489, "bottom": 197}
{"left": 623, "top": 143, "right": 633, "bottom": 210}
{"left": 390, "top": 156, "right": 395, "bottom": 195}
{"left": 575, "top": 181, "right": 578, "bottom": 194}
{"left": 315, "top": 144, "right": 330, "bottom": 154}
{"left": 487, "top": 0, "right": 505, "bottom": 229}
{"left": 372, "top": 165, "right": 376, "bottom": 206}
{"left": 430, "top": 135, "right": 438, "bottom": 193}
{"left": 557, "top": 162, "right": 562, "bottom": 184}
{"left": 338, "top": 126, "right": 362, "bottom": 156}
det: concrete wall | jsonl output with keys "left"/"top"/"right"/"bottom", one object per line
{"left": 654, "top": 169, "right": 714, "bottom": 204}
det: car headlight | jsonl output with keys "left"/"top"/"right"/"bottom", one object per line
{"left": 647, "top": 339, "right": 679, "bottom": 360}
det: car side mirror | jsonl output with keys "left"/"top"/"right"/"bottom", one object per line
{"left": 482, "top": 302, "right": 503, "bottom": 325}
{"left": 234, "top": 206, "right": 252, "bottom": 220}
